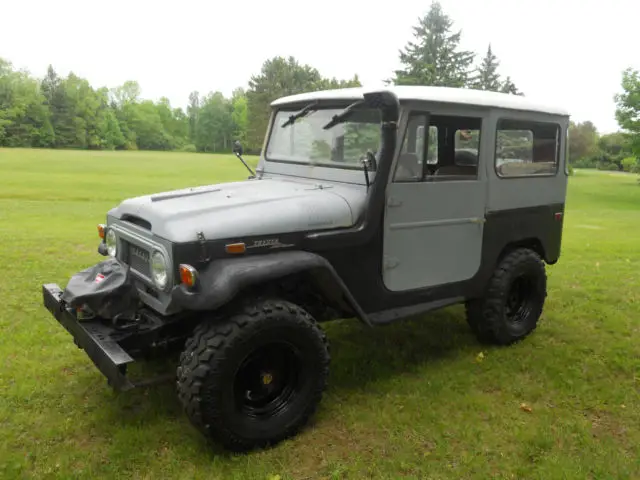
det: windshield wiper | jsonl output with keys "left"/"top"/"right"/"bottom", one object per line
{"left": 322, "top": 100, "right": 364, "bottom": 130}
{"left": 281, "top": 101, "right": 319, "bottom": 128}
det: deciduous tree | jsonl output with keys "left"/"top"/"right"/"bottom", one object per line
{"left": 615, "top": 68, "right": 640, "bottom": 156}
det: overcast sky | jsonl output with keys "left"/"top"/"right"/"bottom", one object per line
{"left": 2, "top": 0, "right": 637, "bottom": 133}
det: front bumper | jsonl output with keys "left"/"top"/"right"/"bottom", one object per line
{"left": 42, "top": 283, "right": 135, "bottom": 391}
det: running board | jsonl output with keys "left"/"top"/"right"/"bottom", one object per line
{"left": 368, "top": 297, "right": 465, "bottom": 325}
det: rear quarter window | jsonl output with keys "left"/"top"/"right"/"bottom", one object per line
{"left": 495, "top": 119, "right": 560, "bottom": 177}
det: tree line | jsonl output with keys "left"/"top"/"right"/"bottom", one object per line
{"left": 568, "top": 122, "right": 639, "bottom": 173}
{"left": 1, "top": 0, "right": 639, "bottom": 171}
{"left": 0, "top": 2, "right": 520, "bottom": 154}
{"left": 564, "top": 67, "right": 640, "bottom": 175}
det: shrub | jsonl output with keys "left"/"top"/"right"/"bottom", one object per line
{"left": 621, "top": 157, "right": 638, "bottom": 172}
{"left": 568, "top": 164, "right": 574, "bottom": 175}
{"left": 179, "top": 144, "right": 197, "bottom": 153}
{"left": 573, "top": 156, "right": 598, "bottom": 169}
{"left": 597, "top": 161, "right": 620, "bottom": 171}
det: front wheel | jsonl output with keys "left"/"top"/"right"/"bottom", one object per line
{"left": 466, "top": 248, "right": 547, "bottom": 345}
{"left": 176, "top": 298, "right": 330, "bottom": 451}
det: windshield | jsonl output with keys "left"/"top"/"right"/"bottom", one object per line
{"left": 265, "top": 107, "right": 381, "bottom": 169}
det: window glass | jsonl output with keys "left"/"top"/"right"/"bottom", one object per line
{"left": 393, "top": 113, "right": 482, "bottom": 182}
{"left": 394, "top": 113, "right": 427, "bottom": 182}
{"left": 266, "top": 108, "right": 380, "bottom": 169}
{"left": 426, "top": 126, "right": 438, "bottom": 164}
{"left": 455, "top": 129, "right": 480, "bottom": 151}
{"left": 427, "top": 116, "right": 481, "bottom": 181}
{"left": 495, "top": 119, "right": 560, "bottom": 177}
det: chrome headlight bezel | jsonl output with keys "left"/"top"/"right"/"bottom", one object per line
{"left": 105, "top": 229, "right": 117, "bottom": 257}
{"left": 151, "top": 250, "right": 169, "bottom": 290}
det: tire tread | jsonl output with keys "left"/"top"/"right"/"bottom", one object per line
{"left": 466, "top": 248, "right": 547, "bottom": 345}
{"left": 176, "top": 298, "right": 329, "bottom": 451}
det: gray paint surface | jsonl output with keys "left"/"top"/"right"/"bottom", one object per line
{"left": 103, "top": 89, "right": 569, "bottom": 315}
{"left": 379, "top": 102, "right": 568, "bottom": 291}
{"left": 108, "top": 178, "right": 366, "bottom": 243}
{"left": 485, "top": 109, "right": 569, "bottom": 212}
{"left": 383, "top": 179, "right": 487, "bottom": 291}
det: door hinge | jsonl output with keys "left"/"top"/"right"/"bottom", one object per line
{"left": 383, "top": 256, "right": 399, "bottom": 270}
{"left": 387, "top": 197, "right": 403, "bottom": 208}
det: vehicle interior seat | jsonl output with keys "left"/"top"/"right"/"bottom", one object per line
{"left": 434, "top": 149, "right": 478, "bottom": 177}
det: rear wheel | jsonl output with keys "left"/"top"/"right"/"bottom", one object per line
{"left": 466, "top": 248, "right": 547, "bottom": 345}
{"left": 176, "top": 298, "right": 330, "bottom": 451}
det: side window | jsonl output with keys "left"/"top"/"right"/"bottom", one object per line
{"left": 455, "top": 129, "right": 480, "bottom": 151}
{"left": 393, "top": 113, "right": 481, "bottom": 182}
{"left": 427, "top": 115, "right": 481, "bottom": 181}
{"left": 394, "top": 113, "right": 427, "bottom": 182}
{"left": 426, "top": 126, "right": 438, "bottom": 164}
{"left": 495, "top": 119, "right": 560, "bottom": 177}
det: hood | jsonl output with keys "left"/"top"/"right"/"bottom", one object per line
{"left": 107, "top": 177, "right": 366, "bottom": 243}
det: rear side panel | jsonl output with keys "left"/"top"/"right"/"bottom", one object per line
{"left": 486, "top": 109, "right": 569, "bottom": 212}
{"left": 485, "top": 109, "right": 569, "bottom": 263}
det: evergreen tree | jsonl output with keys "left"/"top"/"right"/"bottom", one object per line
{"left": 472, "top": 45, "right": 501, "bottom": 91}
{"left": 501, "top": 76, "right": 522, "bottom": 95}
{"left": 393, "top": 1, "right": 475, "bottom": 87}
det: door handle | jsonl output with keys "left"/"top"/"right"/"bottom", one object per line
{"left": 387, "top": 197, "right": 403, "bottom": 207}
{"left": 383, "top": 256, "right": 399, "bottom": 270}
{"left": 470, "top": 217, "right": 486, "bottom": 224}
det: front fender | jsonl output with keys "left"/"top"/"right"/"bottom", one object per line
{"left": 171, "top": 251, "right": 371, "bottom": 325}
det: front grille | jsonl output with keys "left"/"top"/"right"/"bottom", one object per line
{"left": 123, "top": 240, "right": 151, "bottom": 278}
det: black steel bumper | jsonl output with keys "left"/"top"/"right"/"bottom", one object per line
{"left": 42, "top": 283, "right": 135, "bottom": 391}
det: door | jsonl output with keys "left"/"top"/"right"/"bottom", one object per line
{"left": 382, "top": 112, "right": 488, "bottom": 292}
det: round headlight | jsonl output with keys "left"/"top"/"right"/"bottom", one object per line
{"left": 151, "top": 251, "right": 168, "bottom": 289}
{"left": 105, "top": 229, "right": 117, "bottom": 257}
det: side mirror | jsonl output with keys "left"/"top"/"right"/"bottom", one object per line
{"left": 232, "top": 141, "right": 243, "bottom": 156}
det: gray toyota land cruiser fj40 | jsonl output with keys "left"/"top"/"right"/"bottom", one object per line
{"left": 42, "top": 86, "right": 569, "bottom": 451}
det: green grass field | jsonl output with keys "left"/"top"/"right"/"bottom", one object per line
{"left": 1, "top": 148, "right": 639, "bottom": 479}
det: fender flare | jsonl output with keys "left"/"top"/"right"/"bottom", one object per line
{"left": 171, "top": 251, "right": 372, "bottom": 326}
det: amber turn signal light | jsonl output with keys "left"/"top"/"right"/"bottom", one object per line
{"left": 179, "top": 264, "right": 198, "bottom": 289}
{"left": 97, "top": 224, "right": 106, "bottom": 239}
{"left": 225, "top": 242, "right": 246, "bottom": 254}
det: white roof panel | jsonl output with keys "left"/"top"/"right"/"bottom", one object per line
{"left": 271, "top": 85, "right": 569, "bottom": 116}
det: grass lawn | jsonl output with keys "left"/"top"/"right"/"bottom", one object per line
{"left": 1, "top": 149, "right": 639, "bottom": 479}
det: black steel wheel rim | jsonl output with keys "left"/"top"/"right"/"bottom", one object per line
{"left": 233, "top": 342, "right": 302, "bottom": 418}
{"left": 505, "top": 274, "right": 535, "bottom": 324}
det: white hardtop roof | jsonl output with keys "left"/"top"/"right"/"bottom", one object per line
{"left": 271, "top": 85, "right": 569, "bottom": 117}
